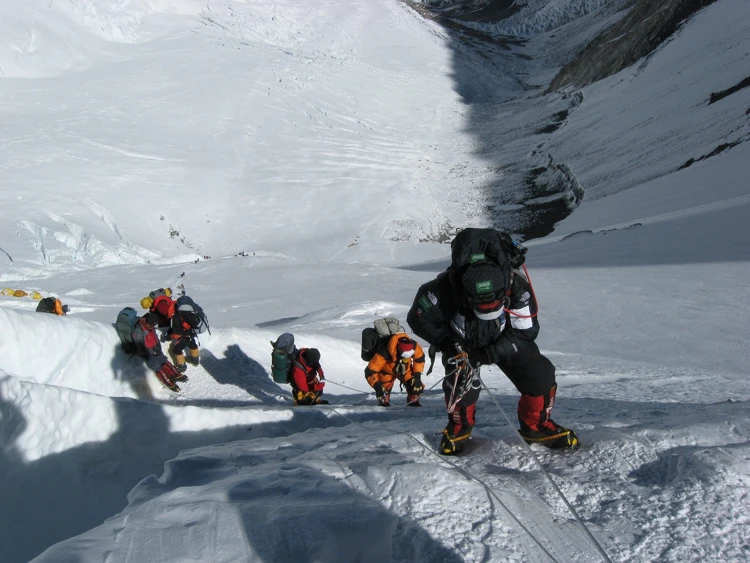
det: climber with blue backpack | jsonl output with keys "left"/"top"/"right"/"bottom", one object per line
{"left": 138, "top": 288, "right": 209, "bottom": 373}
{"left": 115, "top": 309, "right": 184, "bottom": 392}
{"left": 166, "top": 295, "right": 209, "bottom": 373}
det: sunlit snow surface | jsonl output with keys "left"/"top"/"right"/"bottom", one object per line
{"left": 1, "top": 0, "right": 749, "bottom": 561}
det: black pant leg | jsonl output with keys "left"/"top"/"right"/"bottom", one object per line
{"left": 496, "top": 343, "right": 556, "bottom": 396}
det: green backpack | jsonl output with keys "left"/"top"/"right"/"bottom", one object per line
{"left": 115, "top": 307, "right": 139, "bottom": 354}
{"left": 270, "top": 333, "right": 299, "bottom": 384}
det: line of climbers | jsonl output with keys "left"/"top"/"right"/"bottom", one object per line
{"left": 34, "top": 226, "right": 576, "bottom": 455}
{"left": 271, "top": 227, "right": 579, "bottom": 455}
{"left": 115, "top": 288, "right": 209, "bottom": 392}
{"left": 271, "top": 319, "right": 426, "bottom": 408}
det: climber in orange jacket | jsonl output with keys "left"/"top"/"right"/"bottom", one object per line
{"left": 365, "top": 334, "right": 425, "bottom": 407}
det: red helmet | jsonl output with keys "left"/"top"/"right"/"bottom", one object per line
{"left": 396, "top": 337, "right": 415, "bottom": 359}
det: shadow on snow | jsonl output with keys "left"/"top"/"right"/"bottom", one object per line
{"left": 0, "top": 345, "right": 459, "bottom": 563}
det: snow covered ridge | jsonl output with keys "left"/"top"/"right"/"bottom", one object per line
{"left": 0, "top": 0, "right": 206, "bottom": 77}
{"left": 63, "top": 0, "right": 206, "bottom": 42}
{"left": 1, "top": 0, "right": 462, "bottom": 277}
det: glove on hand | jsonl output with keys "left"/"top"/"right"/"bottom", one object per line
{"left": 312, "top": 381, "right": 325, "bottom": 392}
{"left": 409, "top": 374, "right": 424, "bottom": 393}
{"left": 439, "top": 339, "right": 459, "bottom": 357}
{"left": 468, "top": 347, "right": 491, "bottom": 367}
{"left": 159, "top": 331, "right": 170, "bottom": 342}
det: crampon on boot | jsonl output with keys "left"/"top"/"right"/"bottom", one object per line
{"left": 519, "top": 420, "right": 579, "bottom": 449}
{"left": 186, "top": 348, "right": 200, "bottom": 366}
{"left": 517, "top": 386, "right": 578, "bottom": 449}
{"left": 377, "top": 393, "right": 391, "bottom": 407}
{"left": 406, "top": 394, "right": 422, "bottom": 407}
{"left": 439, "top": 427, "right": 472, "bottom": 455}
{"left": 168, "top": 350, "right": 188, "bottom": 377}
{"left": 155, "top": 365, "right": 180, "bottom": 392}
{"left": 294, "top": 391, "right": 315, "bottom": 406}
{"left": 165, "top": 361, "right": 188, "bottom": 384}
{"left": 294, "top": 391, "right": 328, "bottom": 406}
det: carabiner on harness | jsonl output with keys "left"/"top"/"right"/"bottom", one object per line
{"left": 444, "top": 351, "right": 481, "bottom": 413}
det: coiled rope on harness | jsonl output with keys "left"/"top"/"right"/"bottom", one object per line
{"left": 444, "top": 351, "right": 480, "bottom": 413}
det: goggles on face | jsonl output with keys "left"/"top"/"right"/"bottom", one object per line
{"left": 473, "top": 299, "right": 502, "bottom": 313}
{"left": 470, "top": 295, "right": 506, "bottom": 321}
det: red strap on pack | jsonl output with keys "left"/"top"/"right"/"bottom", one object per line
{"left": 504, "top": 265, "right": 539, "bottom": 319}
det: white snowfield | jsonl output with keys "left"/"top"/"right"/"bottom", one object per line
{"left": 1, "top": 0, "right": 749, "bottom": 562}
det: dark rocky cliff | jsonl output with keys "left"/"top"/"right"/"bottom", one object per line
{"left": 548, "top": 0, "right": 719, "bottom": 91}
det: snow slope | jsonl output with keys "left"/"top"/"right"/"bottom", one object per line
{"left": 0, "top": 0, "right": 749, "bottom": 561}
{"left": 0, "top": 0, "right": 470, "bottom": 279}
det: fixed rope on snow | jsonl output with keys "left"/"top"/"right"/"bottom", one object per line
{"left": 479, "top": 379, "right": 612, "bottom": 563}
{"left": 307, "top": 370, "right": 611, "bottom": 561}
{"left": 323, "top": 376, "right": 443, "bottom": 407}
{"left": 323, "top": 378, "right": 371, "bottom": 395}
{"left": 282, "top": 365, "right": 610, "bottom": 559}
{"left": 320, "top": 403, "right": 561, "bottom": 563}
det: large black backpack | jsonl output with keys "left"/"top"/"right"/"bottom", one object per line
{"left": 176, "top": 295, "right": 210, "bottom": 334}
{"left": 448, "top": 228, "right": 527, "bottom": 294}
{"left": 450, "top": 228, "right": 526, "bottom": 272}
{"left": 115, "top": 307, "right": 139, "bottom": 354}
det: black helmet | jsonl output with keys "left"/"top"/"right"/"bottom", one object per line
{"left": 302, "top": 348, "right": 321, "bottom": 367}
{"left": 461, "top": 262, "right": 506, "bottom": 320}
{"left": 145, "top": 312, "right": 161, "bottom": 327}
